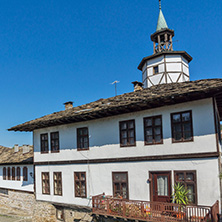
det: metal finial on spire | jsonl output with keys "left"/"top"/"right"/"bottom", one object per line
{"left": 159, "top": 0, "right": 161, "bottom": 10}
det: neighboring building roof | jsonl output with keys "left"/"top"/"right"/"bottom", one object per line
{"left": 156, "top": 9, "right": 168, "bottom": 31}
{"left": 0, "top": 146, "right": 33, "bottom": 165}
{"left": 138, "top": 51, "right": 193, "bottom": 71}
{"left": 8, "top": 79, "right": 222, "bottom": 132}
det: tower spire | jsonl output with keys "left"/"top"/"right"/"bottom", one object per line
{"left": 156, "top": 0, "right": 168, "bottom": 32}
{"left": 150, "top": 0, "right": 174, "bottom": 54}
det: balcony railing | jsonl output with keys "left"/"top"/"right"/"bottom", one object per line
{"left": 92, "top": 193, "right": 219, "bottom": 222}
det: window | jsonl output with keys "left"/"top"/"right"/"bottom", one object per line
{"left": 144, "top": 116, "right": 163, "bottom": 145}
{"left": 51, "top": 132, "right": 60, "bottom": 153}
{"left": 112, "top": 172, "right": 129, "bottom": 199}
{"left": 171, "top": 110, "right": 193, "bottom": 142}
{"left": 16, "top": 167, "right": 20, "bottom": 181}
{"left": 23, "top": 167, "right": 28, "bottom": 181}
{"left": 12, "top": 167, "right": 15, "bottom": 180}
{"left": 174, "top": 171, "right": 197, "bottom": 204}
{"left": 74, "top": 172, "right": 87, "bottom": 198}
{"left": 7, "top": 167, "right": 10, "bottom": 180}
{"left": 54, "top": 172, "right": 62, "bottom": 196}
{"left": 56, "top": 207, "right": 64, "bottom": 221}
{"left": 77, "top": 128, "right": 89, "bottom": 151}
{"left": 42, "top": 172, "right": 50, "bottom": 195}
{"left": 153, "top": 65, "right": 159, "bottom": 74}
{"left": 0, "top": 188, "right": 8, "bottom": 195}
{"left": 41, "top": 133, "right": 49, "bottom": 153}
{"left": 3, "top": 167, "right": 6, "bottom": 180}
{"left": 119, "top": 120, "right": 136, "bottom": 147}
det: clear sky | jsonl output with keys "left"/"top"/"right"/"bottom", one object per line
{"left": 1, "top": 0, "right": 222, "bottom": 147}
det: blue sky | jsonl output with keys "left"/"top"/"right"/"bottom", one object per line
{"left": 1, "top": 0, "right": 222, "bottom": 147}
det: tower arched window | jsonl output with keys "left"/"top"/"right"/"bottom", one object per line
{"left": 23, "top": 167, "right": 28, "bottom": 181}
{"left": 12, "top": 167, "right": 15, "bottom": 180}
{"left": 7, "top": 167, "right": 11, "bottom": 180}
{"left": 3, "top": 167, "right": 6, "bottom": 180}
{"left": 17, "top": 167, "right": 21, "bottom": 181}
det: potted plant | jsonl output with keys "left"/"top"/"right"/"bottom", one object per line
{"left": 172, "top": 183, "right": 189, "bottom": 219}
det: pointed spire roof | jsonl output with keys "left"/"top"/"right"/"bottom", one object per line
{"left": 156, "top": 0, "right": 168, "bottom": 32}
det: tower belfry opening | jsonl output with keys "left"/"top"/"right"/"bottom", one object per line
{"left": 151, "top": 0, "right": 174, "bottom": 54}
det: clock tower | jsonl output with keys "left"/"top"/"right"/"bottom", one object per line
{"left": 138, "top": 0, "right": 192, "bottom": 88}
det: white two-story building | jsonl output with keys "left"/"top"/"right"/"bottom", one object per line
{"left": 9, "top": 2, "right": 222, "bottom": 222}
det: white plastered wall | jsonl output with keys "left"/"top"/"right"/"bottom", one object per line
{"left": 33, "top": 98, "right": 217, "bottom": 163}
{"left": 0, "top": 165, "right": 34, "bottom": 192}
{"left": 142, "top": 54, "right": 190, "bottom": 87}
{"left": 35, "top": 157, "right": 220, "bottom": 208}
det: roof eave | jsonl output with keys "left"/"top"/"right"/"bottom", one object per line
{"left": 8, "top": 91, "right": 219, "bottom": 132}
{"left": 138, "top": 51, "right": 193, "bottom": 71}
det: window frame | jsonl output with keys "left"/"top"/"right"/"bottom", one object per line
{"left": 112, "top": 172, "right": 129, "bottom": 199}
{"left": 119, "top": 120, "right": 136, "bottom": 147}
{"left": 16, "top": 167, "right": 20, "bottom": 181}
{"left": 51, "top": 132, "right": 60, "bottom": 153}
{"left": 42, "top": 172, "right": 50, "bottom": 195}
{"left": 171, "top": 110, "right": 194, "bottom": 143}
{"left": 56, "top": 206, "right": 64, "bottom": 221}
{"left": 77, "top": 127, "right": 89, "bottom": 151}
{"left": 153, "top": 65, "right": 159, "bottom": 75}
{"left": 7, "top": 167, "right": 11, "bottom": 180}
{"left": 174, "top": 170, "right": 197, "bottom": 205}
{"left": 53, "top": 172, "right": 62, "bottom": 196}
{"left": 3, "top": 167, "right": 6, "bottom": 180}
{"left": 12, "top": 167, "right": 15, "bottom": 180}
{"left": 23, "top": 167, "right": 28, "bottom": 181}
{"left": 144, "top": 115, "right": 163, "bottom": 145}
{"left": 74, "top": 172, "right": 87, "bottom": 198}
{"left": 40, "top": 133, "right": 49, "bottom": 154}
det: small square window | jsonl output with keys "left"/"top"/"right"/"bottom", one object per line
{"left": 56, "top": 207, "right": 64, "bottom": 221}
{"left": 153, "top": 66, "right": 159, "bottom": 74}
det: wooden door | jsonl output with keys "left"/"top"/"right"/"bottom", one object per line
{"left": 150, "top": 172, "right": 171, "bottom": 202}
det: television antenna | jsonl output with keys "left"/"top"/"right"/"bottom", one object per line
{"left": 111, "top": 80, "right": 120, "bottom": 96}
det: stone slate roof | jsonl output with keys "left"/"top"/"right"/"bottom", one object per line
{"left": 8, "top": 79, "right": 222, "bottom": 132}
{"left": 0, "top": 146, "right": 33, "bottom": 165}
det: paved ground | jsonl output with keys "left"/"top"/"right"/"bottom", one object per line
{"left": 0, "top": 215, "right": 32, "bottom": 222}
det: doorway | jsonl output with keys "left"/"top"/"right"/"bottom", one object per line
{"left": 150, "top": 171, "right": 171, "bottom": 202}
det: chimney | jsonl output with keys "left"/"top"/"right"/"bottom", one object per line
{"left": 132, "top": 81, "right": 143, "bottom": 92}
{"left": 22, "top": 145, "right": 30, "bottom": 154}
{"left": 64, "top": 101, "right": 73, "bottom": 110}
{"left": 14, "top": 144, "right": 19, "bottom": 152}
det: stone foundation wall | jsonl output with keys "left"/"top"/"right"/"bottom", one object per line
{"left": 32, "top": 201, "right": 56, "bottom": 222}
{"left": 0, "top": 189, "right": 35, "bottom": 216}
{"left": 61, "top": 207, "right": 92, "bottom": 222}
{"left": 0, "top": 188, "right": 93, "bottom": 222}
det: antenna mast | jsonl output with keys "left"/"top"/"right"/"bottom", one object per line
{"left": 111, "top": 80, "right": 120, "bottom": 96}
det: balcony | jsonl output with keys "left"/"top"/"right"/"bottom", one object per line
{"left": 92, "top": 194, "right": 219, "bottom": 222}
